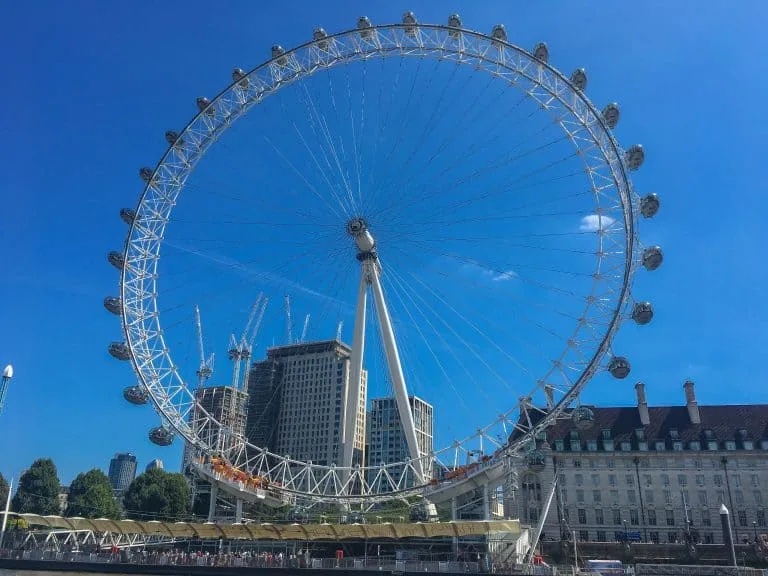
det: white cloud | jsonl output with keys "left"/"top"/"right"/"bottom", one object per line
{"left": 492, "top": 270, "right": 517, "bottom": 281}
{"left": 580, "top": 214, "right": 616, "bottom": 232}
{"left": 461, "top": 262, "right": 517, "bottom": 282}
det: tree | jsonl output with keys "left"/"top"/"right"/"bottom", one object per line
{"left": 67, "top": 469, "right": 122, "bottom": 519}
{"left": 12, "top": 459, "right": 60, "bottom": 515}
{"left": 0, "top": 473, "right": 9, "bottom": 507}
{"left": 123, "top": 469, "right": 190, "bottom": 521}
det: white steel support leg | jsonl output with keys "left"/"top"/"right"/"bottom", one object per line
{"left": 370, "top": 264, "right": 424, "bottom": 483}
{"left": 235, "top": 498, "right": 243, "bottom": 524}
{"left": 342, "top": 266, "right": 369, "bottom": 471}
{"left": 483, "top": 484, "right": 490, "bottom": 520}
{"left": 208, "top": 483, "right": 218, "bottom": 523}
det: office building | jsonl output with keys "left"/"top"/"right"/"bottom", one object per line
{"left": 182, "top": 385, "right": 248, "bottom": 472}
{"left": 246, "top": 340, "right": 367, "bottom": 467}
{"left": 514, "top": 381, "right": 768, "bottom": 546}
{"left": 367, "top": 395, "right": 434, "bottom": 485}
{"left": 108, "top": 453, "right": 137, "bottom": 494}
{"left": 146, "top": 459, "right": 163, "bottom": 472}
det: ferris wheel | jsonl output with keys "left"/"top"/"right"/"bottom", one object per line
{"left": 106, "top": 13, "right": 662, "bottom": 506}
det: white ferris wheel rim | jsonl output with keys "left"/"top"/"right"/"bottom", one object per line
{"left": 119, "top": 20, "right": 642, "bottom": 502}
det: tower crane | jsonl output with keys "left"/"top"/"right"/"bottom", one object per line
{"left": 284, "top": 295, "right": 293, "bottom": 344}
{"left": 300, "top": 314, "right": 310, "bottom": 343}
{"left": 241, "top": 297, "right": 269, "bottom": 391}
{"left": 195, "top": 305, "right": 215, "bottom": 389}
{"left": 228, "top": 294, "right": 263, "bottom": 390}
{"left": 336, "top": 320, "right": 343, "bottom": 341}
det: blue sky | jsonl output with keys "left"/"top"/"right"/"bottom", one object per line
{"left": 1, "top": 1, "right": 767, "bottom": 485}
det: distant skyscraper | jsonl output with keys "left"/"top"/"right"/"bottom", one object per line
{"left": 108, "top": 453, "right": 137, "bottom": 493}
{"left": 366, "top": 396, "right": 434, "bottom": 485}
{"left": 146, "top": 459, "right": 163, "bottom": 472}
{"left": 246, "top": 340, "right": 367, "bottom": 467}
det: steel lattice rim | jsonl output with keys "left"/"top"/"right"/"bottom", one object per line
{"left": 119, "top": 21, "right": 643, "bottom": 504}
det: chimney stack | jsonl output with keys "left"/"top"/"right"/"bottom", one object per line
{"left": 635, "top": 382, "right": 650, "bottom": 426}
{"left": 684, "top": 380, "right": 701, "bottom": 424}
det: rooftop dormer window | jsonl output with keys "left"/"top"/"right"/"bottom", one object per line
{"left": 669, "top": 429, "right": 679, "bottom": 440}
{"left": 635, "top": 428, "right": 645, "bottom": 440}
{"left": 703, "top": 429, "right": 714, "bottom": 440}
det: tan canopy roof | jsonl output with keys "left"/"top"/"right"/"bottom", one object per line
{"left": 14, "top": 514, "right": 519, "bottom": 541}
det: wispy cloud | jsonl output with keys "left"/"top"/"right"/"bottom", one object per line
{"left": 580, "top": 214, "right": 616, "bottom": 232}
{"left": 461, "top": 262, "right": 517, "bottom": 282}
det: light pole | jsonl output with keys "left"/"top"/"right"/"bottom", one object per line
{"left": 754, "top": 521, "right": 758, "bottom": 543}
{"left": 0, "top": 365, "right": 13, "bottom": 413}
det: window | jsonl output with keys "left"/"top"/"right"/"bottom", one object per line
{"left": 635, "top": 428, "right": 645, "bottom": 440}
{"left": 664, "top": 490, "right": 672, "bottom": 504}
{"left": 587, "top": 440, "right": 598, "bottom": 452}
{"left": 738, "top": 510, "right": 748, "bottom": 527}
{"left": 668, "top": 532, "right": 677, "bottom": 543}
{"left": 689, "top": 441, "right": 701, "bottom": 451}
{"left": 645, "top": 490, "right": 654, "bottom": 504}
{"left": 589, "top": 459, "right": 598, "bottom": 469}
{"left": 595, "top": 509, "right": 604, "bottom": 525}
{"left": 726, "top": 441, "right": 737, "bottom": 451}
{"left": 644, "top": 474, "right": 653, "bottom": 487}
{"left": 694, "top": 459, "right": 703, "bottom": 470}
{"left": 735, "top": 490, "right": 744, "bottom": 505}
{"left": 638, "top": 441, "right": 648, "bottom": 451}
{"left": 597, "top": 530, "right": 607, "bottom": 542}
{"left": 576, "top": 474, "right": 583, "bottom": 486}
{"left": 655, "top": 441, "right": 666, "bottom": 451}
{"left": 630, "top": 509, "right": 639, "bottom": 525}
{"left": 628, "top": 490, "right": 636, "bottom": 504}
{"left": 626, "top": 474, "right": 634, "bottom": 487}
{"left": 752, "top": 474, "right": 760, "bottom": 487}
{"left": 698, "top": 490, "right": 707, "bottom": 506}
{"left": 609, "top": 474, "right": 617, "bottom": 487}
{"left": 613, "top": 509, "right": 622, "bottom": 525}
{"left": 573, "top": 459, "right": 582, "bottom": 468}
{"left": 593, "top": 490, "right": 601, "bottom": 503}
{"left": 578, "top": 509, "right": 587, "bottom": 525}
{"left": 592, "top": 474, "right": 600, "bottom": 487}
{"left": 579, "top": 530, "right": 589, "bottom": 542}
{"left": 717, "top": 490, "right": 726, "bottom": 505}
{"left": 577, "top": 489, "right": 584, "bottom": 503}
{"left": 696, "top": 474, "right": 705, "bottom": 487}
{"left": 669, "top": 429, "right": 679, "bottom": 440}
{"left": 733, "top": 474, "right": 741, "bottom": 487}
{"left": 673, "top": 442, "right": 683, "bottom": 451}
{"left": 704, "top": 532, "right": 714, "bottom": 544}
{"left": 648, "top": 509, "right": 657, "bottom": 526}
{"left": 714, "top": 474, "right": 723, "bottom": 487}
{"left": 571, "top": 440, "right": 582, "bottom": 451}
{"left": 610, "top": 489, "right": 619, "bottom": 505}
{"left": 559, "top": 473, "right": 567, "bottom": 486}
{"left": 744, "top": 441, "right": 754, "bottom": 450}
{"left": 602, "top": 429, "right": 612, "bottom": 440}
{"left": 554, "top": 440, "right": 564, "bottom": 452}
{"left": 758, "top": 510, "right": 766, "bottom": 527}
{"left": 704, "top": 429, "right": 714, "bottom": 439}
{"left": 702, "top": 510, "right": 711, "bottom": 527}
{"left": 707, "top": 441, "right": 718, "bottom": 451}
{"left": 608, "top": 458, "right": 615, "bottom": 469}
{"left": 666, "top": 509, "right": 675, "bottom": 526}
{"left": 621, "top": 442, "right": 631, "bottom": 451}
{"left": 662, "top": 474, "right": 670, "bottom": 487}
{"left": 755, "top": 491, "right": 763, "bottom": 505}
{"left": 678, "top": 474, "right": 688, "bottom": 487}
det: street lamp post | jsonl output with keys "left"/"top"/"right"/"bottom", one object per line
{"left": 754, "top": 521, "right": 758, "bottom": 543}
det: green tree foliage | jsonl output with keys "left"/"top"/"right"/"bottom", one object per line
{"left": 11, "top": 458, "right": 60, "bottom": 515}
{"left": 67, "top": 469, "right": 122, "bottom": 519}
{"left": 123, "top": 469, "right": 190, "bottom": 521}
{"left": 0, "top": 473, "right": 9, "bottom": 507}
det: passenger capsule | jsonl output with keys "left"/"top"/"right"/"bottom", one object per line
{"left": 196, "top": 97, "right": 214, "bottom": 117}
{"left": 491, "top": 24, "right": 507, "bottom": 46}
{"left": 402, "top": 11, "right": 418, "bottom": 35}
{"left": 165, "top": 131, "right": 181, "bottom": 146}
{"left": 123, "top": 385, "right": 149, "bottom": 405}
{"left": 626, "top": 144, "right": 645, "bottom": 171}
{"left": 640, "top": 193, "right": 660, "bottom": 219}
{"left": 601, "top": 103, "right": 620, "bottom": 129}
{"left": 357, "top": 16, "right": 373, "bottom": 39}
{"left": 608, "top": 356, "right": 631, "bottom": 379}
{"left": 447, "top": 14, "right": 462, "bottom": 38}
{"left": 533, "top": 42, "right": 549, "bottom": 63}
{"left": 139, "top": 167, "right": 154, "bottom": 183}
{"left": 107, "top": 251, "right": 125, "bottom": 270}
{"left": 149, "top": 426, "right": 174, "bottom": 446}
{"left": 570, "top": 68, "right": 588, "bottom": 91}
{"left": 572, "top": 406, "right": 595, "bottom": 431}
{"left": 119, "top": 208, "right": 135, "bottom": 226}
{"left": 271, "top": 45, "right": 288, "bottom": 66}
{"left": 104, "top": 296, "right": 121, "bottom": 315}
{"left": 631, "top": 301, "right": 654, "bottom": 325}
{"left": 108, "top": 342, "right": 131, "bottom": 361}
{"left": 642, "top": 246, "right": 663, "bottom": 271}
{"left": 526, "top": 450, "right": 546, "bottom": 474}
{"left": 313, "top": 27, "right": 329, "bottom": 49}
{"left": 231, "top": 68, "right": 250, "bottom": 90}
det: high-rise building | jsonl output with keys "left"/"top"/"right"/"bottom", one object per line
{"left": 246, "top": 340, "right": 367, "bottom": 467}
{"left": 108, "top": 453, "right": 137, "bottom": 494}
{"left": 146, "top": 459, "right": 164, "bottom": 472}
{"left": 182, "top": 385, "right": 248, "bottom": 472}
{"left": 367, "top": 395, "right": 434, "bottom": 485}
{"left": 514, "top": 381, "right": 768, "bottom": 546}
